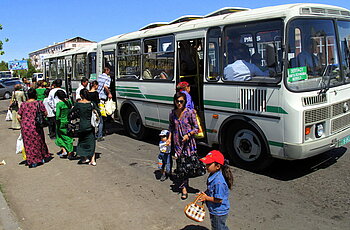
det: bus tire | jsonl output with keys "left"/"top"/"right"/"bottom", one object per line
{"left": 123, "top": 107, "right": 145, "bottom": 140}
{"left": 225, "top": 123, "right": 273, "bottom": 171}
{"left": 3, "top": 92, "right": 11, "bottom": 100}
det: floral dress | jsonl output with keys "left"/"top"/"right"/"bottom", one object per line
{"left": 169, "top": 108, "right": 199, "bottom": 157}
{"left": 18, "top": 101, "right": 50, "bottom": 165}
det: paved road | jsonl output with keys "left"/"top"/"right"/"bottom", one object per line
{"left": 0, "top": 99, "right": 349, "bottom": 230}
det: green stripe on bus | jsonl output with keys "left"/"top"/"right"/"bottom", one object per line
{"left": 145, "top": 117, "right": 169, "bottom": 124}
{"left": 116, "top": 86, "right": 139, "bottom": 89}
{"left": 204, "top": 100, "right": 240, "bottom": 109}
{"left": 118, "top": 92, "right": 145, "bottom": 98}
{"left": 268, "top": 141, "right": 284, "bottom": 147}
{"left": 116, "top": 88, "right": 142, "bottom": 93}
{"left": 145, "top": 95, "right": 173, "bottom": 101}
{"left": 266, "top": 106, "right": 288, "bottom": 114}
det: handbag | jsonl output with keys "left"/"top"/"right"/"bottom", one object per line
{"left": 35, "top": 101, "right": 48, "bottom": 128}
{"left": 91, "top": 103, "right": 100, "bottom": 128}
{"left": 98, "top": 102, "right": 107, "bottom": 117}
{"left": 105, "top": 98, "right": 116, "bottom": 116}
{"left": 184, "top": 194, "right": 206, "bottom": 222}
{"left": 67, "top": 107, "right": 80, "bottom": 137}
{"left": 10, "top": 92, "right": 19, "bottom": 111}
{"left": 174, "top": 153, "right": 206, "bottom": 179}
{"left": 195, "top": 113, "right": 204, "bottom": 139}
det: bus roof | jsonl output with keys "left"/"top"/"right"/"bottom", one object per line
{"left": 44, "top": 43, "right": 97, "bottom": 60}
{"left": 99, "top": 3, "right": 350, "bottom": 46}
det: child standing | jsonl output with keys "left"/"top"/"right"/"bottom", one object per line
{"left": 158, "top": 130, "right": 171, "bottom": 181}
{"left": 198, "top": 150, "right": 233, "bottom": 230}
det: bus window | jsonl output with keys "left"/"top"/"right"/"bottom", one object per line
{"left": 117, "top": 41, "right": 141, "bottom": 79}
{"left": 74, "top": 54, "right": 86, "bottom": 80}
{"left": 142, "top": 35, "right": 174, "bottom": 80}
{"left": 223, "top": 20, "right": 283, "bottom": 83}
{"left": 49, "top": 59, "right": 57, "bottom": 80}
{"left": 88, "top": 52, "right": 97, "bottom": 79}
{"left": 57, "top": 57, "right": 65, "bottom": 79}
{"left": 338, "top": 20, "right": 350, "bottom": 83}
{"left": 207, "top": 27, "right": 222, "bottom": 81}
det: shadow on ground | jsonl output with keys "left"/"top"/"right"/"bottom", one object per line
{"left": 104, "top": 121, "right": 348, "bottom": 181}
{"left": 180, "top": 225, "right": 209, "bottom": 230}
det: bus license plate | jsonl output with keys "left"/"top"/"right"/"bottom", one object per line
{"left": 338, "top": 135, "right": 350, "bottom": 147}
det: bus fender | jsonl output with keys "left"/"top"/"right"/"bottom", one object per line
{"left": 119, "top": 100, "right": 144, "bottom": 126}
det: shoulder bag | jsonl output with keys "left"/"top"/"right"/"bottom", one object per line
{"left": 10, "top": 92, "right": 19, "bottom": 111}
{"left": 35, "top": 101, "right": 48, "bottom": 128}
{"left": 174, "top": 153, "right": 206, "bottom": 179}
{"left": 91, "top": 103, "right": 100, "bottom": 128}
{"left": 67, "top": 106, "right": 80, "bottom": 137}
{"left": 184, "top": 194, "right": 206, "bottom": 222}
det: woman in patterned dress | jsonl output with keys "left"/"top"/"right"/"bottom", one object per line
{"left": 17, "top": 88, "right": 50, "bottom": 168}
{"left": 167, "top": 91, "right": 199, "bottom": 200}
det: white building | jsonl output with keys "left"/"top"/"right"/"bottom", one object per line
{"left": 29, "top": 37, "right": 96, "bottom": 70}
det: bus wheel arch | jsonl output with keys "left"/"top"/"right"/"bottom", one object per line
{"left": 219, "top": 116, "right": 273, "bottom": 171}
{"left": 120, "top": 101, "right": 146, "bottom": 140}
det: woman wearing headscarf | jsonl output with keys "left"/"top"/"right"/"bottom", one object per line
{"left": 17, "top": 88, "right": 50, "bottom": 168}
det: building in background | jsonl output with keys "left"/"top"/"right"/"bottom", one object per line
{"left": 29, "top": 37, "right": 96, "bottom": 70}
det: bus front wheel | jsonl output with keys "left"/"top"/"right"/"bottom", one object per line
{"left": 225, "top": 123, "right": 273, "bottom": 171}
{"left": 123, "top": 107, "right": 145, "bottom": 140}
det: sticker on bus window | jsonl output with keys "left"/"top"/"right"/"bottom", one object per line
{"left": 287, "top": 67, "right": 308, "bottom": 82}
{"left": 90, "top": 73, "right": 97, "bottom": 80}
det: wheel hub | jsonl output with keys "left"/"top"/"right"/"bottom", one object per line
{"left": 233, "top": 129, "right": 262, "bottom": 162}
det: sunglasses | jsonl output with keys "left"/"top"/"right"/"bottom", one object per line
{"left": 176, "top": 100, "right": 185, "bottom": 104}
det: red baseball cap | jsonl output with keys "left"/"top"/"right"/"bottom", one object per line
{"left": 176, "top": 81, "right": 189, "bottom": 90}
{"left": 200, "top": 150, "right": 225, "bottom": 165}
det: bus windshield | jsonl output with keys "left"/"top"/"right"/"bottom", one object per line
{"left": 286, "top": 19, "right": 342, "bottom": 92}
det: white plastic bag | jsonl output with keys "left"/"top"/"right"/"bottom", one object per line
{"left": 16, "top": 133, "right": 23, "bottom": 154}
{"left": 5, "top": 110, "right": 12, "bottom": 121}
{"left": 105, "top": 98, "right": 116, "bottom": 116}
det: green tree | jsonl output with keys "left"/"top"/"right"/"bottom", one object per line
{"left": 0, "top": 24, "right": 9, "bottom": 55}
{"left": 0, "top": 61, "right": 8, "bottom": 71}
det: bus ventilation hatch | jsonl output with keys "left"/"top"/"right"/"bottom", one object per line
{"left": 240, "top": 89, "right": 266, "bottom": 112}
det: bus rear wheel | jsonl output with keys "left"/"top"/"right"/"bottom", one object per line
{"left": 123, "top": 107, "right": 145, "bottom": 140}
{"left": 225, "top": 123, "right": 273, "bottom": 171}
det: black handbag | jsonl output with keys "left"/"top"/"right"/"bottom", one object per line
{"left": 174, "top": 153, "right": 206, "bottom": 179}
{"left": 10, "top": 92, "right": 19, "bottom": 111}
{"left": 35, "top": 101, "right": 48, "bottom": 128}
{"left": 67, "top": 107, "right": 80, "bottom": 137}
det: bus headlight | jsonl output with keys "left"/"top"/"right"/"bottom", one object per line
{"left": 315, "top": 123, "right": 324, "bottom": 138}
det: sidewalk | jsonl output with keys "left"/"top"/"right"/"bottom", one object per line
{"left": 0, "top": 187, "right": 21, "bottom": 230}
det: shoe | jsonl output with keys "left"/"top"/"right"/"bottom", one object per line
{"left": 68, "top": 154, "right": 78, "bottom": 160}
{"left": 97, "top": 137, "right": 105, "bottom": 142}
{"left": 78, "top": 158, "right": 90, "bottom": 164}
{"left": 29, "top": 163, "right": 38, "bottom": 168}
{"left": 160, "top": 174, "right": 167, "bottom": 181}
{"left": 181, "top": 192, "right": 188, "bottom": 200}
{"left": 89, "top": 162, "right": 97, "bottom": 166}
{"left": 59, "top": 153, "right": 68, "bottom": 159}
{"left": 56, "top": 150, "right": 63, "bottom": 156}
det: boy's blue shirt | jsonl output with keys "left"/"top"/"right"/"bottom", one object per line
{"left": 205, "top": 170, "right": 230, "bottom": 216}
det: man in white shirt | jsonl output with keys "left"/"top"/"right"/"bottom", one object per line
{"left": 224, "top": 60, "right": 269, "bottom": 81}
{"left": 47, "top": 79, "right": 66, "bottom": 138}
{"left": 75, "top": 77, "right": 89, "bottom": 101}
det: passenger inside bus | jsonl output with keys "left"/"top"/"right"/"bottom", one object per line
{"left": 224, "top": 52, "right": 269, "bottom": 81}
{"left": 179, "top": 41, "right": 197, "bottom": 76}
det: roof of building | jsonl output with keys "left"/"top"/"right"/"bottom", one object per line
{"left": 29, "top": 36, "right": 96, "bottom": 55}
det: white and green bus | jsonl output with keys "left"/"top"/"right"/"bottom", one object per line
{"left": 44, "top": 44, "right": 97, "bottom": 98}
{"left": 94, "top": 3, "right": 350, "bottom": 170}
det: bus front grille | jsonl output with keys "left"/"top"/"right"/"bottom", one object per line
{"left": 331, "top": 113, "right": 350, "bottom": 134}
{"left": 240, "top": 89, "right": 266, "bottom": 112}
{"left": 305, "top": 107, "right": 331, "bottom": 124}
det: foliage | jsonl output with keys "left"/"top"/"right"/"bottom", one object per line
{"left": 0, "top": 61, "right": 8, "bottom": 71}
{"left": 0, "top": 24, "right": 9, "bottom": 56}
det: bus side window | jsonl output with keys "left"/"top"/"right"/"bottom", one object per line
{"left": 207, "top": 27, "right": 221, "bottom": 81}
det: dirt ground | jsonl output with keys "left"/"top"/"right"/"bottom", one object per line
{"left": 0, "top": 99, "right": 349, "bottom": 230}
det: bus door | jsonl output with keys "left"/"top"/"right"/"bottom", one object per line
{"left": 103, "top": 51, "right": 116, "bottom": 101}
{"left": 177, "top": 38, "right": 206, "bottom": 139}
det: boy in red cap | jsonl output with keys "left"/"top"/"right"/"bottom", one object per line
{"left": 197, "top": 150, "right": 233, "bottom": 230}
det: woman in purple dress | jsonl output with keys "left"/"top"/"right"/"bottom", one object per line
{"left": 17, "top": 88, "right": 50, "bottom": 168}
{"left": 167, "top": 91, "right": 199, "bottom": 199}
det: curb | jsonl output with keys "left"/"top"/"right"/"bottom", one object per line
{"left": 0, "top": 189, "right": 21, "bottom": 230}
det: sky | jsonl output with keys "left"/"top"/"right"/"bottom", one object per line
{"left": 0, "top": 0, "right": 349, "bottom": 62}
